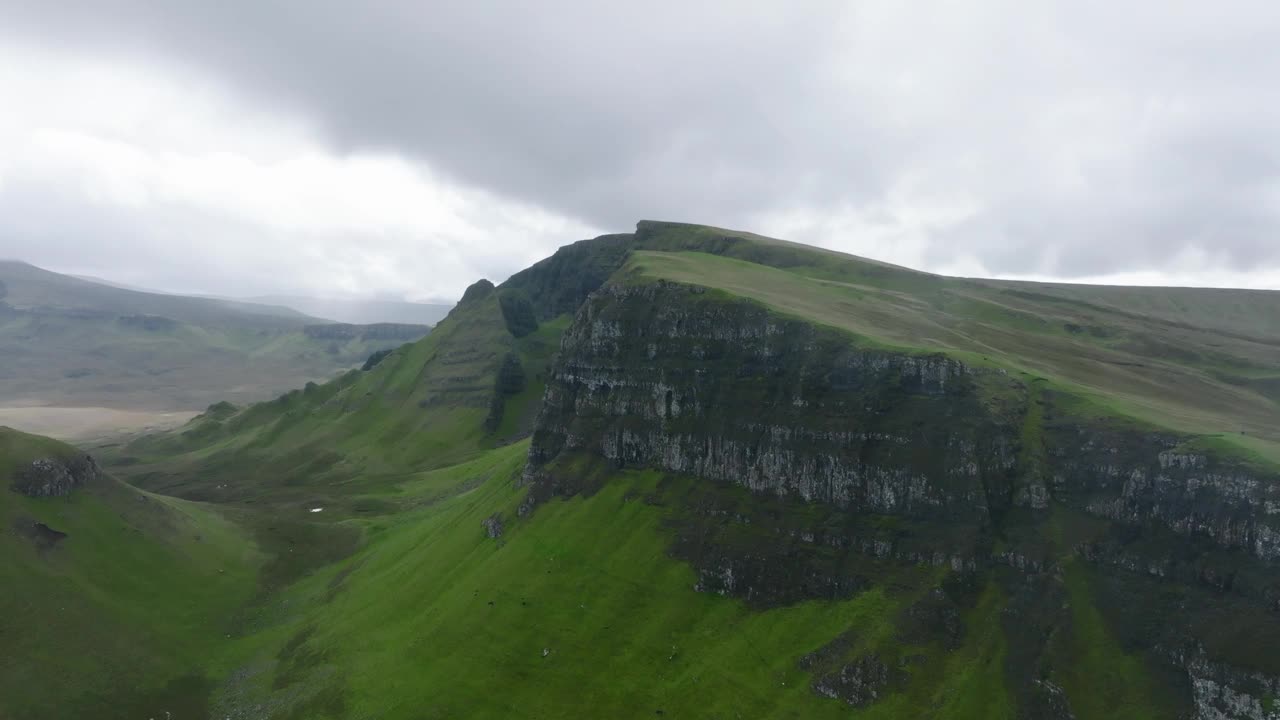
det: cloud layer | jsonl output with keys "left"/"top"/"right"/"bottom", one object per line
{"left": 1, "top": 1, "right": 1278, "bottom": 296}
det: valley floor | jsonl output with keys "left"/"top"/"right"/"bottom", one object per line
{"left": 0, "top": 405, "right": 198, "bottom": 443}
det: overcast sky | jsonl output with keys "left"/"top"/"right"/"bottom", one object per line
{"left": 1, "top": 2, "right": 1278, "bottom": 301}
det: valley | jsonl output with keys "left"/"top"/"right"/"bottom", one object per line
{"left": 0, "top": 405, "right": 197, "bottom": 444}
{"left": 4, "top": 222, "right": 1279, "bottom": 719}
{"left": 0, "top": 260, "right": 433, "bottom": 438}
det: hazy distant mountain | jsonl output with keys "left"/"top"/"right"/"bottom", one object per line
{"left": 63, "top": 271, "right": 454, "bottom": 325}
{"left": 248, "top": 294, "right": 453, "bottom": 325}
{"left": 0, "top": 260, "right": 430, "bottom": 410}
{"left": 4, "top": 261, "right": 320, "bottom": 326}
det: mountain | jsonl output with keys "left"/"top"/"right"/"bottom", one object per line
{"left": 0, "top": 261, "right": 431, "bottom": 412}
{"left": 11, "top": 221, "right": 1280, "bottom": 718}
{"left": 63, "top": 276, "right": 455, "bottom": 325}
{"left": 248, "top": 294, "right": 454, "bottom": 326}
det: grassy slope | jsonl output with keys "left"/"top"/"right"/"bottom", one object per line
{"left": 0, "top": 427, "right": 260, "bottom": 720}
{"left": 986, "top": 279, "right": 1280, "bottom": 340}
{"left": 200, "top": 442, "right": 1021, "bottom": 720}
{"left": 625, "top": 248, "right": 1280, "bottom": 462}
{"left": 191, "top": 440, "right": 1177, "bottom": 719}
{"left": 110, "top": 290, "right": 566, "bottom": 510}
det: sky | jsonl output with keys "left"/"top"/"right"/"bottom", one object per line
{"left": 0, "top": 1, "right": 1278, "bottom": 302}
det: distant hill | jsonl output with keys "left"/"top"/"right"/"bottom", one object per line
{"left": 247, "top": 294, "right": 453, "bottom": 326}
{"left": 2, "top": 261, "right": 318, "bottom": 327}
{"left": 66, "top": 273, "right": 453, "bottom": 325}
{"left": 0, "top": 261, "right": 430, "bottom": 411}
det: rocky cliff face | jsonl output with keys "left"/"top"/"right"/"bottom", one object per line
{"left": 525, "top": 281, "right": 1022, "bottom": 521}
{"left": 1048, "top": 422, "right": 1280, "bottom": 563}
{"left": 521, "top": 277, "right": 1280, "bottom": 718}
{"left": 526, "top": 280, "right": 1280, "bottom": 565}
{"left": 11, "top": 454, "right": 101, "bottom": 497}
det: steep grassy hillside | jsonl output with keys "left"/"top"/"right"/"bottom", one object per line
{"left": 111, "top": 282, "right": 566, "bottom": 510}
{"left": 0, "top": 427, "right": 260, "bottom": 720}
{"left": 196, "top": 442, "right": 1027, "bottom": 720}
{"left": 0, "top": 261, "right": 431, "bottom": 411}
{"left": 100, "top": 443, "right": 1178, "bottom": 719}
{"left": 79, "top": 221, "right": 1280, "bottom": 719}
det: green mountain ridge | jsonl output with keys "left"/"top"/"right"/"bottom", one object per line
{"left": 0, "top": 260, "right": 432, "bottom": 411}
{"left": 6, "top": 221, "right": 1280, "bottom": 719}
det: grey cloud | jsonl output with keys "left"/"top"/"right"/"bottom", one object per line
{"left": 2, "top": 1, "right": 1280, "bottom": 283}
{"left": 0, "top": 2, "right": 881, "bottom": 228}
{"left": 0, "top": 173, "right": 540, "bottom": 301}
{"left": 927, "top": 122, "right": 1280, "bottom": 276}
{"left": 0, "top": 177, "right": 313, "bottom": 297}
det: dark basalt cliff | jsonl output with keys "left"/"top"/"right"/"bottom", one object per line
{"left": 521, "top": 277, "right": 1280, "bottom": 719}
{"left": 1050, "top": 423, "right": 1280, "bottom": 563}
{"left": 525, "top": 281, "right": 1022, "bottom": 522}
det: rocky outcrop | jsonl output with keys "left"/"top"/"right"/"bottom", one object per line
{"left": 1168, "top": 645, "right": 1280, "bottom": 720}
{"left": 500, "top": 234, "right": 634, "bottom": 320}
{"left": 1047, "top": 423, "right": 1280, "bottom": 563}
{"left": 525, "top": 281, "right": 1021, "bottom": 523}
{"left": 12, "top": 517, "right": 68, "bottom": 550}
{"left": 482, "top": 513, "right": 504, "bottom": 539}
{"left": 361, "top": 348, "right": 394, "bottom": 371}
{"left": 11, "top": 454, "right": 101, "bottom": 497}
{"left": 798, "top": 631, "right": 904, "bottom": 707}
{"left": 460, "top": 278, "right": 495, "bottom": 303}
{"left": 810, "top": 654, "right": 894, "bottom": 707}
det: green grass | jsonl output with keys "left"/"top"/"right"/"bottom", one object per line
{"left": 985, "top": 279, "right": 1280, "bottom": 341}
{"left": 626, "top": 249, "right": 1280, "bottom": 462}
{"left": 0, "top": 425, "right": 78, "bottom": 477}
{"left": 106, "top": 292, "right": 568, "bottom": 512}
{"left": 1052, "top": 561, "right": 1174, "bottom": 720}
{"left": 203, "top": 442, "right": 1020, "bottom": 719}
{"left": 0, "top": 430, "right": 261, "bottom": 719}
